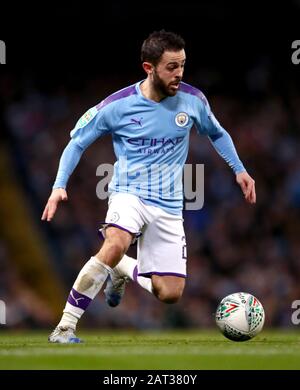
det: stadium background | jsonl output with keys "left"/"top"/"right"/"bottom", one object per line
{"left": 1, "top": 1, "right": 300, "bottom": 332}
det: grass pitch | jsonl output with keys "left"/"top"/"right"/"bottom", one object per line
{"left": 0, "top": 329, "right": 299, "bottom": 370}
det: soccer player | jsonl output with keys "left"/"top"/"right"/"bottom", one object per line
{"left": 42, "top": 30, "right": 256, "bottom": 343}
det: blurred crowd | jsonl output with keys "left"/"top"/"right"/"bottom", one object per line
{"left": 1, "top": 67, "right": 300, "bottom": 330}
{"left": 0, "top": 238, "right": 54, "bottom": 328}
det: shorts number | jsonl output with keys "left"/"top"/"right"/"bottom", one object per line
{"left": 182, "top": 236, "right": 187, "bottom": 260}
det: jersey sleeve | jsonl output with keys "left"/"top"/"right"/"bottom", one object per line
{"left": 193, "top": 94, "right": 246, "bottom": 174}
{"left": 52, "top": 104, "right": 112, "bottom": 189}
{"left": 52, "top": 139, "right": 84, "bottom": 189}
{"left": 70, "top": 105, "right": 111, "bottom": 149}
{"left": 193, "top": 93, "right": 225, "bottom": 137}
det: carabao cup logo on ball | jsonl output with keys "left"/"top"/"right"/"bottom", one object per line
{"left": 215, "top": 292, "right": 265, "bottom": 342}
{"left": 175, "top": 112, "right": 189, "bottom": 127}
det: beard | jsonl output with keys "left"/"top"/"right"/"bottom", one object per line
{"left": 152, "top": 70, "right": 180, "bottom": 97}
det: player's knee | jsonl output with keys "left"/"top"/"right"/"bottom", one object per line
{"left": 105, "top": 227, "right": 132, "bottom": 254}
{"left": 104, "top": 238, "right": 128, "bottom": 260}
{"left": 96, "top": 231, "right": 131, "bottom": 267}
{"left": 152, "top": 276, "right": 185, "bottom": 304}
{"left": 153, "top": 285, "right": 184, "bottom": 304}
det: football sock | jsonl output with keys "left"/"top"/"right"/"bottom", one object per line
{"left": 58, "top": 256, "right": 111, "bottom": 330}
{"left": 117, "top": 254, "right": 153, "bottom": 294}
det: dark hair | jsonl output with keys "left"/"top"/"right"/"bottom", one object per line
{"left": 141, "top": 30, "right": 185, "bottom": 65}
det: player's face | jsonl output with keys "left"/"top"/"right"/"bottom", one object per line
{"left": 152, "top": 49, "right": 186, "bottom": 97}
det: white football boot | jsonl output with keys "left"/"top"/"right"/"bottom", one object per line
{"left": 48, "top": 326, "right": 82, "bottom": 344}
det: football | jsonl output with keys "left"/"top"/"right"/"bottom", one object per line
{"left": 215, "top": 292, "right": 265, "bottom": 341}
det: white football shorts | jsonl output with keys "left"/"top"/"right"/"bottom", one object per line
{"left": 99, "top": 192, "right": 187, "bottom": 278}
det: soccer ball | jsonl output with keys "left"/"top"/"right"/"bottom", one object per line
{"left": 215, "top": 292, "right": 265, "bottom": 341}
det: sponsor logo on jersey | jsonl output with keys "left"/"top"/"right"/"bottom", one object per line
{"left": 130, "top": 117, "right": 143, "bottom": 127}
{"left": 127, "top": 137, "right": 184, "bottom": 147}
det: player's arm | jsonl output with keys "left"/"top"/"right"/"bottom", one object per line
{"left": 42, "top": 105, "right": 111, "bottom": 221}
{"left": 208, "top": 130, "right": 256, "bottom": 204}
{"left": 41, "top": 139, "right": 84, "bottom": 221}
{"left": 196, "top": 97, "right": 256, "bottom": 204}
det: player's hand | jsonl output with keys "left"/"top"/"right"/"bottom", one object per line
{"left": 236, "top": 172, "right": 256, "bottom": 204}
{"left": 41, "top": 188, "right": 68, "bottom": 222}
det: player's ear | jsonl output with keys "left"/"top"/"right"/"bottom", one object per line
{"left": 142, "top": 62, "right": 154, "bottom": 75}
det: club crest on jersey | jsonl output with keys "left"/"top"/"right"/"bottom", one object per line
{"left": 175, "top": 112, "right": 189, "bottom": 127}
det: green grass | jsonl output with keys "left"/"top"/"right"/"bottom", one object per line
{"left": 0, "top": 329, "right": 299, "bottom": 370}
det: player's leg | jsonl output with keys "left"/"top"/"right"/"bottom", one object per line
{"left": 49, "top": 226, "right": 132, "bottom": 343}
{"left": 96, "top": 226, "right": 134, "bottom": 267}
{"left": 97, "top": 193, "right": 152, "bottom": 306}
{"left": 105, "top": 203, "right": 187, "bottom": 305}
{"left": 105, "top": 256, "right": 186, "bottom": 304}
{"left": 151, "top": 275, "right": 185, "bottom": 303}
{"left": 104, "top": 255, "right": 185, "bottom": 305}
{"left": 104, "top": 253, "right": 153, "bottom": 307}
{"left": 135, "top": 205, "right": 187, "bottom": 303}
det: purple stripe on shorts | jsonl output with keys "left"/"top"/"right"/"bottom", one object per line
{"left": 67, "top": 288, "right": 91, "bottom": 310}
{"left": 133, "top": 265, "right": 138, "bottom": 282}
{"left": 98, "top": 222, "right": 141, "bottom": 236}
{"left": 97, "top": 223, "right": 142, "bottom": 247}
{"left": 138, "top": 272, "right": 187, "bottom": 279}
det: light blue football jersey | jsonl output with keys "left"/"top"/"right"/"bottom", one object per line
{"left": 55, "top": 81, "right": 245, "bottom": 215}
